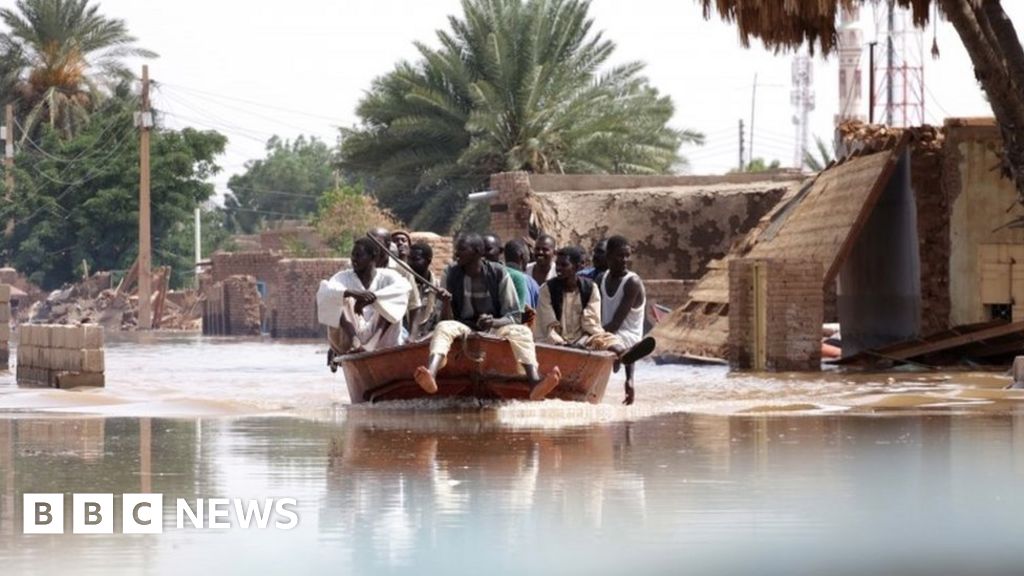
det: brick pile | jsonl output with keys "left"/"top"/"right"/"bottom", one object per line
{"left": 728, "top": 259, "right": 823, "bottom": 372}
{"left": 272, "top": 259, "right": 349, "bottom": 338}
{"left": 16, "top": 324, "right": 105, "bottom": 388}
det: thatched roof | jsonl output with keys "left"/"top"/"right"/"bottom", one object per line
{"left": 698, "top": 0, "right": 936, "bottom": 54}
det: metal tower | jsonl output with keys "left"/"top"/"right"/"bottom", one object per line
{"left": 872, "top": 0, "right": 925, "bottom": 127}
{"left": 791, "top": 52, "right": 815, "bottom": 169}
{"left": 836, "top": 6, "right": 865, "bottom": 124}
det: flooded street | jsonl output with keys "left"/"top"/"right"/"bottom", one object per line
{"left": 1, "top": 333, "right": 1024, "bottom": 575}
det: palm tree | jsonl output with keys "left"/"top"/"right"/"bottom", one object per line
{"left": 341, "top": 0, "right": 703, "bottom": 232}
{"left": 803, "top": 135, "right": 834, "bottom": 172}
{"left": 0, "top": 0, "right": 156, "bottom": 139}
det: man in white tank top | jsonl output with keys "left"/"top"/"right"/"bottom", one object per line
{"left": 600, "top": 235, "right": 655, "bottom": 405}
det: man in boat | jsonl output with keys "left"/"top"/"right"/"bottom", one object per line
{"left": 482, "top": 232, "right": 534, "bottom": 318}
{"left": 414, "top": 233, "right": 561, "bottom": 399}
{"left": 535, "top": 246, "right": 655, "bottom": 404}
{"left": 318, "top": 237, "right": 411, "bottom": 356}
{"left": 579, "top": 239, "right": 608, "bottom": 283}
{"left": 504, "top": 239, "right": 540, "bottom": 309}
{"left": 369, "top": 227, "right": 421, "bottom": 338}
{"left": 599, "top": 235, "right": 654, "bottom": 405}
{"left": 526, "top": 234, "right": 557, "bottom": 286}
{"left": 391, "top": 229, "right": 412, "bottom": 264}
{"left": 407, "top": 241, "right": 439, "bottom": 341}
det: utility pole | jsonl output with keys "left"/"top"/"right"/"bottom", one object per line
{"left": 749, "top": 73, "right": 758, "bottom": 167}
{"left": 194, "top": 206, "right": 201, "bottom": 289}
{"left": 886, "top": 0, "right": 895, "bottom": 126}
{"left": 3, "top": 104, "right": 13, "bottom": 238}
{"left": 738, "top": 119, "right": 745, "bottom": 171}
{"left": 137, "top": 66, "right": 153, "bottom": 330}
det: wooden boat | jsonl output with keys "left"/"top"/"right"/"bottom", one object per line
{"left": 335, "top": 334, "right": 615, "bottom": 404}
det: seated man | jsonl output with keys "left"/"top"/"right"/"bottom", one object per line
{"left": 535, "top": 247, "right": 655, "bottom": 399}
{"left": 369, "top": 227, "right": 421, "bottom": 336}
{"left": 502, "top": 238, "right": 540, "bottom": 310}
{"left": 317, "top": 237, "right": 411, "bottom": 357}
{"left": 414, "top": 233, "right": 560, "bottom": 400}
{"left": 407, "top": 241, "right": 439, "bottom": 342}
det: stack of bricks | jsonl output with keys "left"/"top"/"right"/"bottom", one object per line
{"left": 202, "top": 275, "right": 262, "bottom": 336}
{"left": 273, "top": 258, "right": 348, "bottom": 338}
{"left": 728, "top": 259, "right": 823, "bottom": 372}
{"left": 0, "top": 285, "right": 9, "bottom": 368}
{"left": 16, "top": 324, "right": 105, "bottom": 388}
{"left": 489, "top": 171, "right": 533, "bottom": 245}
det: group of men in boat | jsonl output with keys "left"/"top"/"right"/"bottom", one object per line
{"left": 317, "top": 228, "right": 656, "bottom": 404}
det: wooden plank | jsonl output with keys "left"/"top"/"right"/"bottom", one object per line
{"left": 885, "top": 320, "right": 1024, "bottom": 360}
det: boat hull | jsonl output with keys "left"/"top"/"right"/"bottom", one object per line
{"left": 338, "top": 335, "right": 614, "bottom": 404}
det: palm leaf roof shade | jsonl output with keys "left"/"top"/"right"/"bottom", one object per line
{"left": 698, "top": 0, "right": 938, "bottom": 54}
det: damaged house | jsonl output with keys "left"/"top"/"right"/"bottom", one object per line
{"left": 653, "top": 118, "right": 1024, "bottom": 370}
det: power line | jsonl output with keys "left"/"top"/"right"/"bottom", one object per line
{"left": 157, "top": 81, "right": 349, "bottom": 124}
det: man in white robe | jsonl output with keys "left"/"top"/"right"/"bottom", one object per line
{"left": 317, "top": 237, "right": 411, "bottom": 355}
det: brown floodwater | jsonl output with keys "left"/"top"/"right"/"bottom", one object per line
{"left": 1, "top": 332, "right": 1023, "bottom": 575}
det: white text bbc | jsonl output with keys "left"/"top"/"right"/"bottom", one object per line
{"left": 23, "top": 494, "right": 299, "bottom": 534}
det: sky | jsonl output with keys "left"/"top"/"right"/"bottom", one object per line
{"left": 90, "top": 0, "right": 1024, "bottom": 197}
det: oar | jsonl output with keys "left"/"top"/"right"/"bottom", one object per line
{"left": 364, "top": 232, "right": 445, "bottom": 295}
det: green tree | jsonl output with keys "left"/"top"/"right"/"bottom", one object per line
{"left": 697, "top": 0, "right": 1024, "bottom": 205}
{"left": 0, "top": 0, "right": 156, "bottom": 139}
{"left": 729, "top": 157, "right": 781, "bottom": 173}
{"left": 1, "top": 86, "right": 227, "bottom": 289}
{"left": 314, "top": 183, "right": 400, "bottom": 256}
{"left": 223, "top": 135, "right": 335, "bottom": 233}
{"left": 341, "top": 0, "right": 703, "bottom": 232}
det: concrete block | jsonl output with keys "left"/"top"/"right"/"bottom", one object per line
{"left": 50, "top": 326, "right": 64, "bottom": 349}
{"left": 64, "top": 326, "right": 84, "bottom": 349}
{"left": 17, "top": 345, "right": 36, "bottom": 368}
{"left": 81, "top": 349, "right": 104, "bottom": 373}
{"left": 0, "top": 284, "right": 9, "bottom": 303}
{"left": 0, "top": 306, "right": 9, "bottom": 323}
{"left": 55, "top": 371, "right": 104, "bottom": 388}
{"left": 81, "top": 325, "right": 104, "bottom": 349}
{"left": 0, "top": 323, "right": 9, "bottom": 342}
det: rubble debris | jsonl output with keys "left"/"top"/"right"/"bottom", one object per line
{"left": 27, "top": 267, "right": 203, "bottom": 331}
{"left": 839, "top": 320, "right": 1024, "bottom": 368}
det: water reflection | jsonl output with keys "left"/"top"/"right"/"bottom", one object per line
{"left": 0, "top": 411, "right": 1023, "bottom": 575}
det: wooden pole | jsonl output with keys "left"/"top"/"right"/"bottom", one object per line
{"left": 138, "top": 66, "right": 152, "bottom": 330}
{"left": 753, "top": 261, "right": 767, "bottom": 371}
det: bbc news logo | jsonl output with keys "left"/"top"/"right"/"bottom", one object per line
{"left": 23, "top": 494, "right": 299, "bottom": 534}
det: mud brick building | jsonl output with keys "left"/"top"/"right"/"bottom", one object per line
{"left": 488, "top": 171, "right": 803, "bottom": 315}
{"left": 655, "top": 118, "right": 1024, "bottom": 369}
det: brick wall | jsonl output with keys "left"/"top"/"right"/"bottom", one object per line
{"left": 728, "top": 259, "right": 823, "bottom": 372}
{"left": 273, "top": 258, "right": 349, "bottom": 338}
{"left": 211, "top": 251, "right": 282, "bottom": 284}
{"left": 202, "top": 275, "right": 262, "bottom": 336}
{"left": 489, "top": 171, "right": 534, "bottom": 245}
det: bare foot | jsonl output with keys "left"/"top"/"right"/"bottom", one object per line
{"left": 414, "top": 366, "right": 438, "bottom": 394}
{"left": 529, "top": 366, "right": 561, "bottom": 401}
